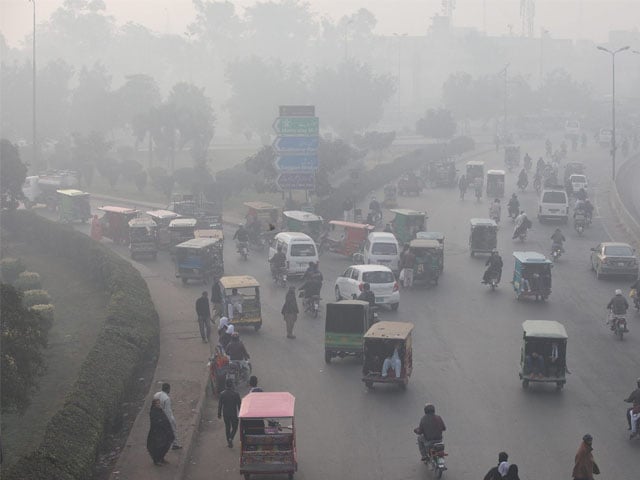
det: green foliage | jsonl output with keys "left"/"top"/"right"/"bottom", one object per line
{"left": 1, "top": 283, "right": 48, "bottom": 414}
{"left": 1, "top": 211, "right": 159, "bottom": 480}
{"left": 1, "top": 257, "right": 26, "bottom": 283}
{"left": 71, "top": 131, "right": 114, "bottom": 187}
{"left": 1, "top": 139, "right": 28, "bottom": 210}
{"left": 448, "top": 136, "right": 476, "bottom": 156}
{"left": 22, "top": 289, "right": 52, "bottom": 308}
{"left": 353, "top": 131, "right": 396, "bottom": 152}
{"left": 416, "top": 108, "right": 457, "bottom": 140}
{"left": 133, "top": 170, "right": 148, "bottom": 192}
{"left": 29, "top": 304, "right": 55, "bottom": 326}
{"left": 14, "top": 271, "right": 42, "bottom": 291}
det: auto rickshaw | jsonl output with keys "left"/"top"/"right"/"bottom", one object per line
{"left": 397, "top": 173, "right": 422, "bottom": 196}
{"left": 128, "top": 217, "right": 158, "bottom": 260}
{"left": 168, "top": 217, "right": 197, "bottom": 248}
{"left": 244, "top": 201, "right": 279, "bottom": 248}
{"left": 390, "top": 209, "right": 427, "bottom": 245}
{"left": 469, "top": 218, "right": 498, "bottom": 256}
{"left": 512, "top": 251, "right": 553, "bottom": 301}
{"left": 466, "top": 160, "right": 485, "bottom": 183}
{"left": 56, "top": 189, "right": 91, "bottom": 223}
{"left": 324, "top": 300, "right": 375, "bottom": 364}
{"left": 98, "top": 206, "right": 139, "bottom": 244}
{"left": 239, "top": 392, "right": 297, "bottom": 480}
{"left": 362, "top": 321, "right": 414, "bottom": 390}
{"left": 147, "top": 210, "right": 181, "bottom": 249}
{"left": 174, "top": 237, "right": 222, "bottom": 285}
{"left": 504, "top": 145, "right": 521, "bottom": 171}
{"left": 194, "top": 229, "right": 224, "bottom": 276}
{"left": 382, "top": 184, "right": 397, "bottom": 208}
{"left": 282, "top": 210, "right": 324, "bottom": 243}
{"left": 409, "top": 239, "right": 443, "bottom": 286}
{"left": 519, "top": 320, "right": 567, "bottom": 390}
{"left": 429, "top": 160, "right": 457, "bottom": 187}
{"left": 486, "top": 170, "right": 506, "bottom": 197}
{"left": 416, "top": 231, "right": 445, "bottom": 270}
{"left": 216, "top": 275, "right": 262, "bottom": 330}
{"left": 320, "top": 221, "right": 374, "bottom": 259}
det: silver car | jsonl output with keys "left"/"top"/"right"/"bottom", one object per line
{"left": 591, "top": 242, "right": 638, "bottom": 279}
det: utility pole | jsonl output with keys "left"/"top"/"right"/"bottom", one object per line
{"left": 31, "top": 0, "right": 38, "bottom": 169}
{"left": 501, "top": 63, "right": 510, "bottom": 139}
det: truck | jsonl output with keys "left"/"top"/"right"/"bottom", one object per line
{"left": 167, "top": 193, "right": 222, "bottom": 230}
{"left": 22, "top": 170, "right": 80, "bottom": 209}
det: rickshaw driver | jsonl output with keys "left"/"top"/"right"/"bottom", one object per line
{"left": 358, "top": 283, "right": 376, "bottom": 306}
{"left": 225, "top": 332, "right": 251, "bottom": 370}
{"left": 507, "top": 194, "right": 520, "bottom": 218}
{"left": 414, "top": 404, "right": 447, "bottom": 462}
{"left": 233, "top": 224, "right": 250, "bottom": 249}
{"left": 482, "top": 250, "right": 503, "bottom": 284}
{"left": 228, "top": 288, "right": 243, "bottom": 320}
{"left": 381, "top": 340, "right": 402, "bottom": 378}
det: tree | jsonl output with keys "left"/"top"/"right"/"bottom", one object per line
{"left": 443, "top": 72, "right": 502, "bottom": 121}
{"left": 71, "top": 131, "right": 113, "bottom": 186}
{"left": 416, "top": 108, "right": 457, "bottom": 140}
{"left": 538, "top": 68, "right": 593, "bottom": 114}
{"left": 0, "top": 140, "right": 27, "bottom": 210}
{"left": 70, "top": 62, "right": 114, "bottom": 134}
{"left": 114, "top": 74, "right": 161, "bottom": 130}
{"left": 1, "top": 283, "right": 49, "bottom": 413}
{"left": 312, "top": 60, "right": 395, "bottom": 138}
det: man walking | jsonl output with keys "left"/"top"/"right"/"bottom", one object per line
{"left": 572, "top": 434, "right": 599, "bottom": 480}
{"left": 218, "top": 379, "right": 242, "bottom": 448}
{"left": 195, "top": 291, "right": 212, "bottom": 343}
{"left": 281, "top": 286, "right": 299, "bottom": 339}
{"left": 153, "top": 383, "right": 181, "bottom": 449}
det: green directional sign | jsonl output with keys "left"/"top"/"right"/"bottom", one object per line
{"left": 273, "top": 117, "right": 319, "bottom": 135}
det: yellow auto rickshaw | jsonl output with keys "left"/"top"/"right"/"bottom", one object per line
{"left": 362, "top": 321, "right": 414, "bottom": 390}
{"left": 216, "top": 275, "right": 263, "bottom": 331}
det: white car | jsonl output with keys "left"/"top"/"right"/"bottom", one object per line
{"left": 569, "top": 174, "right": 588, "bottom": 193}
{"left": 334, "top": 265, "right": 400, "bottom": 311}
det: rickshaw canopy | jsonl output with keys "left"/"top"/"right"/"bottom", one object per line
{"left": 283, "top": 210, "right": 322, "bottom": 223}
{"left": 169, "top": 218, "right": 198, "bottom": 228}
{"left": 174, "top": 238, "right": 219, "bottom": 250}
{"left": 147, "top": 209, "right": 180, "bottom": 220}
{"left": 328, "top": 220, "right": 374, "bottom": 231}
{"left": 466, "top": 160, "right": 485, "bottom": 167}
{"left": 239, "top": 392, "right": 295, "bottom": 419}
{"left": 487, "top": 169, "right": 506, "bottom": 177}
{"left": 194, "top": 229, "right": 223, "bottom": 241}
{"left": 513, "top": 251, "right": 552, "bottom": 265}
{"left": 470, "top": 218, "right": 498, "bottom": 228}
{"left": 244, "top": 201, "right": 278, "bottom": 212}
{"left": 364, "top": 321, "right": 414, "bottom": 340}
{"left": 99, "top": 205, "right": 137, "bottom": 215}
{"left": 219, "top": 275, "right": 260, "bottom": 289}
{"left": 390, "top": 208, "right": 425, "bottom": 217}
{"left": 409, "top": 239, "right": 441, "bottom": 250}
{"left": 522, "top": 320, "right": 567, "bottom": 339}
{"left": 325, "top": 300, "right": 370, "bottom": 332}
{"left": 128, "top": 217, "right": 157, "bottom": 228}
{"left": 416, "top": 231, "right": 444, "bottom": 242}
{"left": 57, "top": 189, "right": 89, "bottom": 197}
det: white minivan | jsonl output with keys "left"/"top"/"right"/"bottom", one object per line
{"left": 538, "top": 188, "right": 569, "bottom": 223}
{"left": 363, "top": 232, "right": 401, "bottom": 273}
{"left": 268, "top": 232, "right": 319, "bottom": 276}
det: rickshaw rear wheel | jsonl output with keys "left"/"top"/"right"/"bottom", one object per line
{"left": 365, "top": 381, "right": 373, "bottom": 389}
{"left": 244, "top": 474, "right": 250, "bottom": 480}
{"left": 556, "top": 382, "right": 564, "bottom": 391}
{"left": 522, "top": 380, "right": 529, "bottom": 389}
{"left": 324, "top": 352, "right": 332, "bottom": 364}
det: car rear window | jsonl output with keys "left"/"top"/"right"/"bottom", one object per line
{"left": 362, "top": 271, "right": 395, "bottom": 283}
{"left": 571, "top": 175, "right": 586, "bottom": 182}
{"left": 371, "top": 242, "right": 397, "bottom": 255}
{"left": 604, "top": 245, "right": 633, "bottom": 257}
{"left": 290, "top": 243, "right": 316, "bottom": 257}
{"left": 542, "top": 191, "right": 567, "bottom": 203}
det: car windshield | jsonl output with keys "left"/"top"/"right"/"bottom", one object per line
{"left": 362, "top": 270, "right": 395, "bottom": 284}
{"left": 571, "top": 176, "right": 586, "bottom": 182}
{"left": 542, "top": 191, "right": 566, "bottom": 203}
{"left": 290, "top": 243, "right": 316, "bottom": 257}
{"left": 604, "top": 245, "right": 633, "bottom": 257}
{"left": 371, "top": 242, "right": 397, "bottom": 255}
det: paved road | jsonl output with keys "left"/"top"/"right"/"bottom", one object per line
{"left": 179, "top": 139, "right": 640, "bottom": 480}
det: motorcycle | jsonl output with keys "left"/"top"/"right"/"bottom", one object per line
{"left": 303, "top": 295, "right": 321, "bottom": 318}
{"left": 237, "top": 241, "right": 249, "bottom": 261}
{"left": 416, "top": 434, "right": 448, "bottom": 479}
{"left": 551, "top": 243, "right": 563, "bottom": 262}
{"left": 249, "top": 234, "right": 266, "bottom": 252}
{"left": 272, "top": 265, "right": 287, "bottom": 288}
{"left": 227, "top": 359, "right": 252, "bottom": 387}
{"left": 508, "top": 205, "right": 519, "bottom": 221}
{"left": 574, "top": 215, "right": 586, "bottom": 236}
{"left": 518, "top": 178, "right": 528, "bottom": 192}
{"left": 607, "top": 311, "right": 628, "bottom": 340}
{"left": 484, "top": 270, "right": 500, "bottom": 291}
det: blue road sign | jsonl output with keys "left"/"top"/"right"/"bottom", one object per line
{"left": 276, "top": 172, "right": 315, "bottom": 190}
{"left": 272, "top": 135, "right": 319, "bottom": 152}
{"left": 275, "top": 154, "right": 318, "bottom": 171}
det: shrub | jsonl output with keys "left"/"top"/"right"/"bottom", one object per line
{"left": 448, "top": 135, "right": 476, "bottom": 156}
{"left": 15, "top": 271, "right": 42, "bottom": 291}
{"left": 29, "top": 303, "right": 55, "bottom": 327}
{"left": 22, "top": 289, "right": 52, "bottom": 308}
{"left": 1, "top": 257, "right": 26, "bottom": 283}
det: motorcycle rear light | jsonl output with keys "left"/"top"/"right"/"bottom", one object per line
{"left": 358, "top": 283, "right": 364, "bottom": 291}
{"left": 393, "top": 282, "right": 399, "bottom": 292}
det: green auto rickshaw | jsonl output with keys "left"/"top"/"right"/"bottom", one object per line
{"left": 416, "top": 231, "right": 445, "bottom": 271}
{"left": 324, "top": 300, "right": 375, "bottom": 364}
{"left": 128, "top": 217, "right": 158, "bottom": 260}
{"left": 57, "top": 189, "right": 91, "bottom": 223}
{"left": 519, "top": 320, "right": 567, "bottom": 390}
{"left": 409, "top": 239, "right": 443, "bottom": 286}
{"left": 282, "top": 210, "right": 324, "bottom": 243}
{"left": 512, "top": 251, "right": 553, "bottom": 301}
{"left": 390, "top": 209, "right": 427, "bottom": 245}
{"left": 469, "top": 218, "right": 498, "bottom": 256}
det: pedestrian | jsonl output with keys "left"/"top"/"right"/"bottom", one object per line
{"left": 572, "top": 434, "right": 599, "bottom": 480}
{"left": 195, "top": 291, "right": 212, "bottom": 343}
{"left": 400, "top": 244, "right": 415, "bottom": 288}
{"left": 504, "top": 464, "right": 520, "bottom": 480}
{"left": 218, "top": 378, "right": 242, "bottom": 448}
{"left": 90, "top": 214, "right": 102, "bottom": 241}
{"left": 483, "top": 451, "right": 509, "bottom": 480}
{"left": 146, "top": 398, "right": 175, "bottom": 466}
{"left": 153, "top": 383, "right": 181, "bottom": 449}
{"left": 281, "top": 286, "right": 299, "bottom": 339}
{"left": 249, "top": 375, "right": 263, "bottom": 393}
{"left": 342, "top": 197, "right": 353, "bottom": 222}
{"left": 210, "top": 280, "right": 223, "bottom": 319}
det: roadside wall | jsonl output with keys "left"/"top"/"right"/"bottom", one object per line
{"left": 610, "top": 156, "right": 640, "bottom": 250}
{"left": 1, "top": 211, "right": 159, "bottom": 480}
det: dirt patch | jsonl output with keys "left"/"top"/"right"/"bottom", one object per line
{"left": 1, "top": 241, "right": 108, "bottom": 467}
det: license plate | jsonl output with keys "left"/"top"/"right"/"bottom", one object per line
{"left": 618, "top": 262, "right": 625, "bottom": 266}
{"left": 549, "top": 209, "right": 558, "bottom": 213}
{"left": 375, "top": 297, "right": 385, "bottom": 302}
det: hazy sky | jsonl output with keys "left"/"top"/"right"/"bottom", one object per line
{"left": 2, "top": 0, "right": 639, "bottom": 47}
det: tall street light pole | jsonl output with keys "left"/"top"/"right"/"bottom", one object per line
{"left": 499, "top": 63, "right": 510, "bottom": 140}
{"left": 30, "top": 0, "right": 38, "bottom": 169}
{"left": 597, "top": 45, "right": 630, "bottom": 181}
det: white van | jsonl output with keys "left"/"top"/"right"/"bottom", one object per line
{"left": 538, "top": 188, "right": 569, "bottom": 223}
{"left": 363, "top": 232, "right": 401, "bottom": 273}
{"left": 268, "top": 232, "right": 318, "bottom": 276}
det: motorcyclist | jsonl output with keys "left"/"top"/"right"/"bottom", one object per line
{"left": 414, "top": 403, "right": 446, "bottom": 462}
{"left": 233, "top": 224, "right": 249, "bottom": 249}
{"left": 458, "top": 174, "right": 468, "bottom": 199}
{"left": 545, "top": 139, "right": 552, "bottom": 157}
{"left": 533, "top": 171, "right": 542, "bottom": 192}
{"left": 269, "top": 246, "right": 286, "bottom": 278}
{"left": 624, "top": 378, "right": 640, "bottom": 437}
{"left": 507, "top": 194, "right": 520, "bottom": 219}
{"left": 575, "top": 187, "right": 587, "bottom": 202}
{"left": 583, "top": 199, "right": 594, "bottom": 223}
{"left": 369, "top": 196, "right": 381, "bottom": 217}
{"left": 482, "top": 250, "right": 503, "bottom": 284}
{"left": 299, "top": 272, "right": 322, "bottom": 309}
{"left": 512, "top": 211, "right": 530, "bottom": 239}
{"left": 358, "top": 282, "right": 376, "bottom": 307}
{"left": 225, "top": 332, "right": 250, "bottom": 362}
{"left": 517, "top": 169, "right": 528, "bottom": 190}
{"left": 551, "top": 228, "right": 566, "bottom": 253}
{"left": 489, "top": 199, "right": 501, "bottom": 223}
{"left": 607, "top": 289, "right": 629, "bottom": 316}
{"left": 523, "top": 153, "right": 532, "bottom": 171}
{"left": 536, "top": 157, "right": 545, "bottom": 175}
{"left": 302, "top": 261, "right": 323, "bottom": 282}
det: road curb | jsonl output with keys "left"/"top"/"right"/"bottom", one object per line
{"left": 608, "top": 158, "right": 640, "bottom": 250}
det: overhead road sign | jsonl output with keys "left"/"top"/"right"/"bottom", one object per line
{"left": 276, "top": 172, "right": 315, "bottom": 190}
{"left": 272, "top": 135, "right": 319, "bottom": 152}
{"left": 273, "top": 117, "right": 319, "bottom": 136}
{"left": 275, "top": 154, "right": 318, "bottom": 171}
{"left": 279, "top": 105, "right": 315, "bottom": 117}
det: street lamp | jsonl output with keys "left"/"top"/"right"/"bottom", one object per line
{"left": 499, "top": 63, "right": 510, "bottom": 140}
{"left": 393, "top": 33, "right": 407, "bottom": 121}
{"left": 597, "top": 45, "right": 629, "bottom": 180}
{"left": 29, "top": 0, "right": 38, "bottom": 169}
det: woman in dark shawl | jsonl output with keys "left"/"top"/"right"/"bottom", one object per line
{"left": 504, "top": 464, "right": 521, "bottom": 480}
{"left": 147, "top": 398, "right": 175, "bottom": 465}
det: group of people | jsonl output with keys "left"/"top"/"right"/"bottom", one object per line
{"left": 483, "top": 452, "right": 521, "bottom": 480}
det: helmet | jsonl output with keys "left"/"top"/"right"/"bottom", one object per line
{"left": 582, "top": 434, "right": 593, "bottom": 443}
{"left": 363, "top": 283, "right": 371, "bottom": 291}
{"left": 636, "top": 377, "right": 640, "bottom": 387}
{"left": 424, "top": 403, "right": 435, "bottom": 414}
{"left": 615, "top": 289, "right": 622, "bottom": 295}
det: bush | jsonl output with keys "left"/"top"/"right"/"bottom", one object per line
{"left": 22, "top": 289, "right": 52, "bottom": 308}
{"left": 1, "top": 211, "right": 159, "bottom": 480}
{"left": 1, "top": 257, "right": 26, "bottom": 283}
{"left": 29, "top": 303, "right": 55, "bottom": 327}
{"left": 15, "top": 271, "right": 42, "bottom": 291}
{"left": 448, "top": 135, "right": 476, "bottom": 156}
